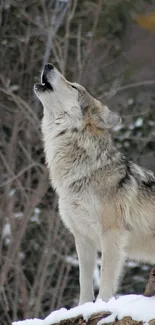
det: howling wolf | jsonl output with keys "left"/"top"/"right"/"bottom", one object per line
{"left": 34, "top": 63, "right": 155, "bottom": 304}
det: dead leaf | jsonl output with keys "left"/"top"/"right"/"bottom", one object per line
{"left": 136, "top": 12, "right": 155, "bottom": 33}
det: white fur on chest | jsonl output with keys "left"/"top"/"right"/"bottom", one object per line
{"left": 42, "top": 127, "right": 101, "bottom": 192}
{"left": 58, "top": 190, "right": 101, "bottom": 249}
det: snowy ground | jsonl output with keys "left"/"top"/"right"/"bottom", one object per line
{"left": 13, "top": 294, "right": 155, "bottom": 325}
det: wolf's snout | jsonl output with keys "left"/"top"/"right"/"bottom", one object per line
{"left": 34, "top": 64, "right": 54, "bottom": 94}
{"left": 37, "top": 63, "right": 54, "bottom": 91}
{"left": 44, "top": 63, "right": 54, "bottom": 72}
{"left": 42, "top": 63, "right": 54, "bottom": 82}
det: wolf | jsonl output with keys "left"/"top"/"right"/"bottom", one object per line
{"left": 34, "top": 63, "right": 155, "bottom": 304}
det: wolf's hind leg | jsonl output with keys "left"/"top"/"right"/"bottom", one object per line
{"left": 75, "top": 235, "right": 96, "bottom": 305}
{"left": 128, "top": 234, "right": 155, "bottom": 263}
{"left": 98, "top": 229, "right": 128, "bottom": 302}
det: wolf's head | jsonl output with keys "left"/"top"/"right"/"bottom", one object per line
{"left": 34, "top": 63, "right": 121, "bottom": 134}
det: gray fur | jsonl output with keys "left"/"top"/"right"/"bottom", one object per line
{"left": 34, "top": 65, "right": 155, "bottom": 304}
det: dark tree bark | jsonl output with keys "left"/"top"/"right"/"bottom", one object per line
{"left": 144, "top": 267, "right": 155, "bottom": 297}
{"left": 51, "top": 312, "right": 155, "bottom": 325}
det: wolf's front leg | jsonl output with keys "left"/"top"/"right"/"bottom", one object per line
{"left": 75, "top": 235, "right": 96, "bottom": 305}
{"left": 98, "top": 229, "right": 127, "bottom": 301}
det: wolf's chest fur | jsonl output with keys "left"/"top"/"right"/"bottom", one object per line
{"left": 42, "top": 120, "right": 122, "bottom": 192}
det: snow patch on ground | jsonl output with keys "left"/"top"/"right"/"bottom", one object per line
{"left": 12, "top": 294, "right": 155, "bottom": 325}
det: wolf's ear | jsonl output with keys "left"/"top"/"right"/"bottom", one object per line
{"left": 97, "top": 105, "right": 122, "bottom": 129}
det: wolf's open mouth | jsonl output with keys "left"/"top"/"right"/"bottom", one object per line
{"left": 34, "top": 63, "right": 54, "bottom": 93}
{"left": 41, "top": 73, "right": 53, "bottom": 91}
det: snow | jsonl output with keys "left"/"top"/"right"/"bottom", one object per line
{"left": 127, "top": 98, "right": 134, "bottom": 106}
{"left": 135, "top": 117, "right": 143, "bottom": 127}
{"left": 2, "top": 223, "right": 11, "bottom": 238}
{"left": 9, "top": 188, "right": 16, "bottom": 197}
{"left": 12, "top": 320, "right": 43, "bottom": 325}
{"left": 66, "top": 255, "right": 79, "bottom": 266}
{"left": 2, "top": 222, "right": 12, "bottom": 245}
{"left": 12, "top": 294, "right": 155, "bottom": 325}
{"left": 14, "top": 212, "right": 24, "bottom": 219}
{"left": 31, "top": 208, "right": 41, "bottom": 223}
{"left": 94, "top": 266, "right": 100, "bottom": 290}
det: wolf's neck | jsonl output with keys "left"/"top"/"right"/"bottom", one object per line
{"left": 42, "top": 123, "right": 123, "bottom": 191}
{"left": 77, "top": 130, "right": 122, "bottom": 168}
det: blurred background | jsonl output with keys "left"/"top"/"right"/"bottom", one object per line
{"left": 0, "top": 0, "right": 155, "bottom": 323}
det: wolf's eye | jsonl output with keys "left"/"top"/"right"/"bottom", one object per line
{"left": 71, "top": 85, "right": 78, "bottom": 90}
